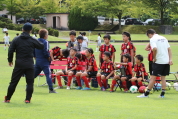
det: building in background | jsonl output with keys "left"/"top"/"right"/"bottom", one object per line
{"left": 0, "top": 9, "right": 16, "bottom": 24}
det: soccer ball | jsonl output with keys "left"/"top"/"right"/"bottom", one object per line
{"left": 173, "top": 83, "right": 178, "bottom": 89}
{"left": 166, "top": 82, "right": 171, "bottom": 90}
{"left": 154, "top": 83, "right": 162, "bottom": 90}
{"left": 129, "top": 86, "right": 138, "bottom": 93}
{"left": 138, "top": 86, "right": 146, "bottom": 93}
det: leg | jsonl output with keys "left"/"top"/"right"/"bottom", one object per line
{"left": 130, "top": 77, "right": 137, "bottom": 86}
{"left": 56, "top": 71, "right": 64, "bottom": 87}
{"left": 121, "top": 77, "right": 128, "bottom": 91}
{"left": 137, "top": 78, "right": 143, "bottom": 87}
{"left": 67, "top": 71, "right": 74, "bottom": 87}
{"left": 96, "top": 73, "right": 102, "bottom": 87}
{"left": 6, "top": 68, "right": 25, "bottom": 100}
{"left": 144, "top": 75, "right": 157, "bottom": 96}
{"left": 81, "top": 72, "right": 90, "bottom": 88}
{"left": 76, "top": 72, "right": 82, "bottom": 87}
{"left": 160, "top": 76, "right": 166, "bottom": 96}
{"left": 110, "top": 75, "right": 120, "bottom": 91}
{"left": 24, "top": 68, "right": 35, "bottom": 101}
{"left": 100, "top": 75, "right": 106, "bottom": 89}
{"left": 43, "top": 66, "right": 54, "bottom": 91}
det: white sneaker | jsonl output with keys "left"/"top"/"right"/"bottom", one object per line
{"left": 137, "top": 94, "right": 149, "bottom": 98}
{"left": 54, "top": 86, "right": 63, "bottom": 89}
{"left": 66, "top": 86, "right": 70, "bottom": 90}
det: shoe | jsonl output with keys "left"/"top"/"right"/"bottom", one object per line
{"left": 124, "top": 89, "right": 128, "bottom": 93}
{"left": 101, "top": 87, "right": 106, "bottom": 91}
{"left": 81, "top": 87, "right": 91, "bottom": 90}
{"left": 137, "top": 94, "right": 149, "bottom": 98}
{"left": 159, "top": 95, "right": 165, "bottom": 98}
{"left": 54, "top": 86, "right": 63, "bottom": 89}
{"left": 49, "top": 90, "right": 58, "bottom": 93}
{"left": 76, "top": 87, "right": 82, "bottom": 90}
{"left": 3, "top": 96, "right": 10, "bottom": 103}
{"left": 66, "top": 86, "right": 70, "bottom": 90}
{"left": 25, "top": 100, "right": 30, "bottom": 104}
{"left": 110, "top": 90, "right": 114, "bottom": 93}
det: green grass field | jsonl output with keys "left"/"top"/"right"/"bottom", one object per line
{"left": 0, "top": 42, "right": 178, "bottom": 119}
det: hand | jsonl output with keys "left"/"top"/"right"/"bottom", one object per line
{"left": 169, "top": 60, "right": 173, "bottom": 65}
{"left": 153, "top": 58, "right": 156, "bottom": 63}
{"left": 106, "top": 76, "right": 110, "bottom": 80}
{"left": 48, "top": 57, "right": 51, "bottom": 61}
{"left": 143, "top": 79, "right": 146, "bottom": 82}
{"left": 115, "top": 62, "right": 120, "bottom": 65}
{"left": 9, "top": 62, "right": 13, "bottom": 67}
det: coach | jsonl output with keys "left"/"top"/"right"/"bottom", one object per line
{"left": 137, "top": 29, "right": 173, "bottom": 98}
{"left": 4, "top": 23, "right": 44, "bottom": 103}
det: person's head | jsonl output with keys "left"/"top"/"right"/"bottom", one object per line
{"left": 82, "top": 32, "right": 86, "bottom": 36}
{"left": 22, "top": 22, "right": 33, "bottom": 33}
{"left": 69, "top": 30, "right": 76, "bottom": 41}
{"left": 75, "top": 53, "right": 82, "bottom": 61}
{"left": 98, "top": 33, "right": 101, "bottom": 37}
{"left": 122, "top": 54, "right": 131, "bottom": 63}
{"left": 70, "top": 48, "right": 77, "bottom": 56}
{"left": 103, "top": 51, "right": 111, "bottom": 61}
{"left": 62, "top": 49, "right": 69, "bottom": 58}
{"left": 85, "top": 48, "right": 94, "bottom": 57}
{"left": 16, "top": 33, "right": 19, "bottom": 36}
{"left": 122, "top": 32, "right": 131, "bottom": 42}
{"left": 103, "top": 34, "right": 111, "bottom": 44}
{"left": 79, "top": 32, "right": 82, "bottom": 35}
{"left": 39, "top": 29, "right": 48, "bottom": 40}
{"left": 146, "top": 29, "right": 156, "bottom": 38}
{"left": 135, "top": 54, "right": 143, "bottom": 63}
{"left": 6, "top": 33, "right": 8, "bottom": 36}
{"left": 77, "top": 36, "right": 83, "bottom": 43}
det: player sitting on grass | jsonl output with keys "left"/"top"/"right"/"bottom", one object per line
{"left": 75, "top": 48, "right": 98, "bottom": 90}
{"left": 56, "top": 48, "right": 78, "bottom": 90}
{"left": 99, "top": 34, "right": 116, "bottom": 67}
{"left": 97, "top": 51, "right": 115, "bottom": 91}
{"left": 130, "top": 55, "right": 148, "bottom": 87}
{"left": 50, "top": 46, "right": 69, "bottom": 61}
{"left": 110, "top": 54, "right": 132, "bottom": 92}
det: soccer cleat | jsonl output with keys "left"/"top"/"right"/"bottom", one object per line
{"left": 102, "top": 87, "right": 106, "bottom": 91}
{"left": 49, "top": 90, "right": 58, "bottom": 93}
{"left": 159, "top": 95, "right": 165, "bottom": 98}
{"left": 3, "top": 96, "right": 10, "bottom": 103}
{"left": 24, "top": 100, "right": 30, "bottom": 104}
{"left": 124, "top": 89, "right": 128, "bottom": 93}
{"left": 81, "top": 87, "right": 91, "bottom": 90}
{"left": 66, "top": 86, "right": 70, "bottom": 90}
{"left": 54, "top": 86, "right": 63, "bottom": 89}
{"left": 137, "top": 94, "right": 149, "bottom": 98}
{"left": 110, "top": 90, "right": 114, "bottom": 93}
{"left": 76, "top": 87, "right": 82, "bottom": 90}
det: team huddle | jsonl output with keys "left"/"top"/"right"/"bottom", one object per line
{"left": 50, "top": 30, "right": 151, "bottom": 92}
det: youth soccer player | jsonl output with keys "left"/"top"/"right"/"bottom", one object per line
{"left": 75, "top": 48, "right": 98, "bottom": 90}
{"left": 97, "top": 51, "right": 115, "bottom": 91}
{"left": 56, "top": 48, "right": 78, "bottom": 90}
{"left": 99, "top": 34, "right": 116, "bottom": 67}
{"left": 50, "top": 46, "right": 69, "bottom": 61}
{"left": 130, "top": 55, "right": 148, "bottom": 87}
{"left": 110, "top": 54, "right": 132, "bottom": 92}
{"left": 3, "top": 33, "right": 10, "bottom": 50}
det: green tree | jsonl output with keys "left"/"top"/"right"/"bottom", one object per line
{"left": 0, "top": 0, "right": 6, "bottom": 11}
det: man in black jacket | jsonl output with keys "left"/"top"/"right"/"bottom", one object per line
{"left": 4, "top": 23, "right": 44, "bottom": 103}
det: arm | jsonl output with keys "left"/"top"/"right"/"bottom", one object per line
{"left": 8, "top": 39, "right": 16, "bottom": 66}
{"left": 142, "top": 72, "right": 145, "bottom": 81}
{"left": 107, "top": 70, "right": 114, "bottom": 78}
{"left": 87, "top": 66, "right": 93, "bottom": 72}
{"left": 145, "top": 43, "right": 151, "bottom": 51}
{"left": 132, "top": 71, "right": 136, "bottom": 77}
{"left": 69, "top": 64, "right": 77, "bottom": 71}
{"left": 50, "top": 50, "right": 55, "bottom": 61}
{"left": 168, "top": 47, "right": 173, "bottom": 65}
{"left": 33, "top": 38, "right": 44, "bottom": 49}
{"left": 130, "top": 49, "right": 134, "bottom": 64}
{"left": 112, "top": 52, "right": 115, "bottom": 63}
{"left": 152, "top": 47, "right": 157, "bottom": 62}
{"left": 99, "top": 52, "right": 101, "bottom": 67}
{"left": 43, "top": 41, "right": 50, "bottom": 59}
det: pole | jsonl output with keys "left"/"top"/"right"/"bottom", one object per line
{"left": 11, "top": 0, "right": 12, "bottom": 20}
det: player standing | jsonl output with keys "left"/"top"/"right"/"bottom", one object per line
{"left": 3, "top": 33, "right": 10, "bottom": 50}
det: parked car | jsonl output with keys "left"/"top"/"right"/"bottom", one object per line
{"left": 39, "top": 16, "right": 46, "bottom": 24}
{"left": 143, "top": 19, "right": 161, "bottom": 25}
{"left": 0, "top": 14, "right": 8, "bottom": 18}
{"left": 125, "top": 18, "right": 144, "bottom": 25}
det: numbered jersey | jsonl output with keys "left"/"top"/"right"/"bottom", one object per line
{"left": 134, "top": 63, "right": 148, "bottom": 77}
{"left": 121, "top": 62, "right": 133, "bottom": 76}
{"left": 67, "top": 56, "right": 79, "bottom": 69}
{"left": 101, "top": 61, "right": 114, "bottom": 73}
{"left": 86, "top": 57, "right": 98, "bottom": 72}
{"left": 121, "top": 42, "right": 134, "bottom": 55}
{"left": 99, "top": 44, "right": 116, "bottom": 60}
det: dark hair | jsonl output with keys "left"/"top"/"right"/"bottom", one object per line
{"left": 39, "top": 29, "right": 48, "bottom": 38}
{"left": 86, "top": 48, "right": 94, "bottom": 54}
{"left": 69, "top": 30, "right": 76, "bottom": 36}
{"left": 146, "top": 29, "right": 156, "bottom": 36}
{"left": 135, "top": 54, "right": 143, "bottom": 62}
{"left": 6, "top": 33, "right": 8, "bottom": 35}
{"left": 98, "top": 33, "right": 101, "bottom": 37}
{"left": 122, "top": 32, "right": 131, "bottom": 41}
{"left": 122, "top": 54, "right": 131, "bottom": 62}
{"left": 75, "top": 53, "right": 82, "bottom": 59}
{"left": 82, "top": 32, "right": 86, "bottom": 36}
{"left": 70, "top": 48, "right": 77, "bottom": 52}
{"left": 103, "top": 34, "right": 111, "bottom": 40}
{"left": 104, "top": 51, "right": 111, "bottom": 58}
{"left": 34, "top": 32, "right": 37, "bottom": 37}
{"left": 62, "top": 49, "right": 69, "bottom": 58}
{"left": 16, "top": 33, "right": 19, "bottom": 36}
{"left": 79, "top": 32, "right": 82, "bottom": 35}
{"left": 77, "top": 36, "right": 84, "bottom": 40}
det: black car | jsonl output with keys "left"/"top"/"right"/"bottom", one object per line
{"left": 125, "top": 18, "right": 144, "bottom": 25}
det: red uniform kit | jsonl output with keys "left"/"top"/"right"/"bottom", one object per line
{"left": 66, "top": 56, "right": 78, "bottom": 74}
{"left": 86, "top": 57, "right": 98, "bottom": 77}
{"left": 99, "top": 44, "right": 116, "bottom": 65}
{"left": 121, "top": 42, "right": 134, "bottom": 56}
{"left": 50, "top": 46, "right": 63, "bottom": 60}
{"left": 97, "top": 61, "right": 115, "bottom": 89}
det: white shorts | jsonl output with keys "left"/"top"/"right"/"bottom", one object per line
{"left": 4, "top": 41, "right": 9, "bottom": 45}
{"left": 97, "top": 42, "right": 101, "bottom": 46}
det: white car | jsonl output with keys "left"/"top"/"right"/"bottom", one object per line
{"left": 143, "top": 19, "right": 154, "bottom": 25}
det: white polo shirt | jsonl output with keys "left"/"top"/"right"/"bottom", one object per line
{"left": 150, "top": 34, "right": 170, "bottom": 64}
{"left": 83, "top": 36, "right": 88, "bottom": 47}
{"left": 3, "top": 36, "right": 10, "bottom": 42}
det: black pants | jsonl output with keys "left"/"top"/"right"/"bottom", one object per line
{"left": 6, "top": 68, "right": 34, "bottom": 100}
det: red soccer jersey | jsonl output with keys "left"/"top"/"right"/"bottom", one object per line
{"left": 67, "top": 56, "right": 78, "bottom": 69}
{"left": 134, "top": 63, "right": 148, "bottom": 77}
{"left": 122, "top": 62, "right": 132, "bottom": 76}
{"left": 51, "top": 46, "right": 63, "bottom": 60}
{"left": 121, "top": 42, "right": 134, "bottom": 55}
{"left": 86, "top": 57, "right": 98, "bottom": 72}
{"left": 101, "top": 61, "right": 114, "bottom": 73}
{"left": 99, "top": 44, "right": 116, "bottom": 59}
{"left": 148, "top": 46, "right": 153, "bottom": 61}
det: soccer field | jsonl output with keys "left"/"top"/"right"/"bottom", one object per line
{"left": 0, "top": 43, "right": 178, "bottom": 119}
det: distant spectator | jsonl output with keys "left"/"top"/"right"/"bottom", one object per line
{"left": 3, "top": 27, "right": 8, "bottom": 33}
{"left": 16, "top": 33, "right": 19, "bottom": 36}
{"left": 3, "top": 33, "right": 10, "bottom": 50}
{"left": 33, "top": 32, "right": 37, "bottom": 39}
